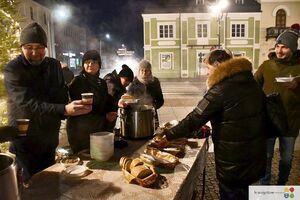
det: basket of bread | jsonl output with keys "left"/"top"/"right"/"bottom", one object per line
{"left": 119, "top": 157, "right": 158, "bottom": 187}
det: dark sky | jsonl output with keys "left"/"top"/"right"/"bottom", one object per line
{"left": 35, "top": 0, "right": 157, "bottom": 58}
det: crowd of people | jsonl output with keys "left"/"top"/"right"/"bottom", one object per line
{"left": 2, "top": 22, "right": 299, "bottom": 199}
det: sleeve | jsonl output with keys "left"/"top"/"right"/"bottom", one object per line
{"left": 4, "top": 63, "right": 66, "bottom": 117}
{"left": 152, "top": 79, "right": 164, "bottom": 109}
{"left": 166, "top": 86, "right": 223, "bottom": 140}
{"left": 254, "top": 64, "right": 264, "bottom": 88}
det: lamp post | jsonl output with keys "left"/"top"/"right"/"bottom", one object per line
{"left": 210, "top": 0, "right": 228, "bottom": 48}
{"left": 99, "top": 33, "right": 110, "bottom": 55}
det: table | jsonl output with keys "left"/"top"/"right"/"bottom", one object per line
{"left": 21, "top": 138, "right": 208, "bottom": 200}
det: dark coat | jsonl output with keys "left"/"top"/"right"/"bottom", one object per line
{"left": 67, "top": 72, "right": 113, "bottom": 153}
{"left": 62, "top": 67, "right": 74, "bottom": 85}
{"left": 4, "top": 55, "right": 68, "bottom": 178}
{"left": 167, "top": 58, "right": 267, "bottom": 187}
{"left": 254, "top": 50, "right": 300, "bottom": 137}
{"left": 103, "top": 70, "right": 126, "bottom": 111}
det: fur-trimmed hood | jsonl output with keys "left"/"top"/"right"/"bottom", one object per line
{"left": 207, "top": 57, "right": 252, "bottom": 89}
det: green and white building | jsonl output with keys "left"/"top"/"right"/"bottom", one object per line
{"left": 142, "top": 0, "right": 261, "bottom": 78}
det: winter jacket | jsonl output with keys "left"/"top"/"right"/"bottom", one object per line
{"left": 167, "top": 57, "right": 266, "bottom": 186}
{"left": 4, "top": 55, "right": 68, "bottom": 177}
{"left": 67, "top": 72, "right": 113, "bottom": 153}
{"left": 62, "top": 67, "right": 74, "bottom": 85}
{"left": 104, "top": 70, "right": 126, "bottom": 111}
{"left": 254, "top": 51, "right": 300, "bottom": 137}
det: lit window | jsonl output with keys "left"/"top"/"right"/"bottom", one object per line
{"left": 231, "top": 23, "right": 246, "bottom": 38}
{"left": 235, "top": 0, "right": 244, "bottom": 4}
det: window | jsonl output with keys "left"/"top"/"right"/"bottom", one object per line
{"left": 197, "top": 24, "right": 208, "bottom": 38}
{"left": 160, "top": 53, "right": 173, "bottom": 70}
{"left": 159, "top": 24, "right": 174, "bottom": 38}
{"left": 276, "top": 9, "right": 286, "bottom": 27}
{"left": 196, "top": 0, "right": 205, "bottom": 5}
{"left": 235, "top": 0, "right": 244, "bottom": 4}
{"left": 30, "top": 7, "right": 34, "bottom": 20}
{"left": 231, "top": 23, "right": 246, "bottom": 38}
{"left": 43, "top": 13, "right": 47, "bottom": 25}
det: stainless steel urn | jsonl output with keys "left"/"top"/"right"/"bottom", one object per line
{"left": 120, "top": 105, "right": 155, "bottom": 138}
{"left": 0, "top": 153, "right": 19, "bottom": 200}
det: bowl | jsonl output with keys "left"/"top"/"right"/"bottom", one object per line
{"left": 60, "top": 155, "right": 80, "bottom": 167}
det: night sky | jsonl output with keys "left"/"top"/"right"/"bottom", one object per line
{"left": 35, "top": 0, "right": 158, "bottom": 58}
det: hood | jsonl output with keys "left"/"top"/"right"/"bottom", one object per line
{"left": 207, "top": 57, "right": 252, "bottom": 89}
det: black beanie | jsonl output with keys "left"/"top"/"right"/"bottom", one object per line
{"left": 20, "top": 22, "right": 47, "bottom": 47}
{"left": 82, "top": 50, "right": 102, "bottom": 67}
{"left": 118, "top": 64, "right": 134, "bottom": 82}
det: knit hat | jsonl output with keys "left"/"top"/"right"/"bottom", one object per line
{"left": 82, "top": 50, "right": 102, "bottom": 67}
{"left": 118, "top": 64, "right": 134, "bottom": 82}
{"left": 275, "top": 30, "right": 298, "bottom": 52}
{"left": 20, "top": 22, "right": 47, "bottom": 47}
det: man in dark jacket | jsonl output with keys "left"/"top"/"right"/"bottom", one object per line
{"left": 255, "top": 30, "right": 300, "bottom": 185}
{"left": 104, "top": 64, "right": 134, "bottom": 111}
{"left": 61, "top": 62, "right": 74, "bottom": 85}
{"left": 4, "top": 22, "right": 92, "bottom": 181}
{"left": 157, "top": 50, "right": 266, "bottom": 200}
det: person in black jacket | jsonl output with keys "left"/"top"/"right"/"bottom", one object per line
{"left": 67, "top": 50, "right": 117, "bottom": 153}
{"left": 127, "top": 60, "right": 164, "bottom": 128}
{"left": 156, "top": 49, "right": 266, "bottom": 200}
{"left": 104, "top": 64, "right": 134, "bottom": 111}
{"left": 4, "top": 22, "right": 91, "bottom": 181}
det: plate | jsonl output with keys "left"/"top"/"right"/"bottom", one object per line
{"left": 62, "top": 165, "right": 88, "bottom": 178}
{"left": 275, "top": 77, "right": 294, "bottom": 82}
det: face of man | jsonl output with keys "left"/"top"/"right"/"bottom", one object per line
{"left": 22, "top": 43, "right": 46, "bottom": 66}
{"left": 139, "top": 68, "right": 151, "bottom": 80}
{"left": 83, "top": 59, "right": 100, "bottom": 75}
{"left": 275, "top": 44, "right": 293, "bottom": 60}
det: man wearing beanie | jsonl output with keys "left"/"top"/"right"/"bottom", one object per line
{"left": 255, "top": 30, "right": 300, "bottom": 185}
{"left": 4, "top": 22, "right": 92, "bottom": 182}
{"left": 104, "top": 64, "right": 134, "bottom": 111}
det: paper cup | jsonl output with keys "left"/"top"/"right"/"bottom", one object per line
{"left": 16, "top": 119, "right": 30, "bottom": 136}
{"left": 81, "top": 93, "right": 94, "bottom": 105}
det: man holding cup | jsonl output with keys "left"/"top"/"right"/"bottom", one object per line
{"left": 4, "top": 22, "right": 92, "bottom": 181}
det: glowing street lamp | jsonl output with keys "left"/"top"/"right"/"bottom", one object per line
{"left": 99, "top": 33, "right": 111, "bottom": 55}
{"left": 209, "top": 0, "right": 229, "bottom": 48}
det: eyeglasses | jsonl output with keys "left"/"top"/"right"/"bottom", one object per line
{"left": 84, "top": 60, "right": 98, "bottom": 65}
{"left": 23, "top": 45, "right": 46, "bottom": 52}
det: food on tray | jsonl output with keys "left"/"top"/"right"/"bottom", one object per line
{"left": 121, "top": 93, "right": 135, "bottom": 100}
{"left": 119, "top": 156, "right": 158, "bottom": 187}
{"left": 144, "top": 146, "right": 179, "bottom": 169}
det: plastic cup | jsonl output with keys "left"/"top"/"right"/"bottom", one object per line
{"left": 81, "top": 93, "right": 94, "bottom": 105}
{"left": 16, "top": 119, "right": 30, "bottom": 136}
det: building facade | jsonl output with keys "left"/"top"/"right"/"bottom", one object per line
{"left": 142, "top": 0, "right": 261, "bottom": 78}
{"left": 17, "top": 0, "right": 56, "bottom": 57}
{"left": 259, "top": 0, "right": 300, "bottom": 65}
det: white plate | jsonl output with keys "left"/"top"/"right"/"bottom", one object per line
{"left": 275, "top": 77, "right": 294, "bottom": 82}
{"left": 62, "top": 165, "right": 88, "bottom": 178}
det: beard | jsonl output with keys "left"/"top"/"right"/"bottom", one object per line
{"left": 27, "top": 57, "right": 45, "bottom": 66}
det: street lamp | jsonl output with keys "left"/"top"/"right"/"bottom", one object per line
{"left": 99, "top": 33, "right": 110, "bottom": 55}
{"left": 210, "top": 0, "right": 229, "bottom": 48}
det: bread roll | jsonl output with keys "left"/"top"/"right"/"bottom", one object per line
{"left": 130, "top": 165, "right": 153, "bottom": 179}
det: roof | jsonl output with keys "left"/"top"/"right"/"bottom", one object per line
{"left": 143, "top": 0, "right": 261, "bottom": 14}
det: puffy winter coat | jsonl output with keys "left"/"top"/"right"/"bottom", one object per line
{"left": 254, "top": 51, "right": 300, "bottom": 137}
{"left": 167, "top": 57, "right": 266, "bottom": 186}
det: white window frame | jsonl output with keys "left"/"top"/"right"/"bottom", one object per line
{"left": 196, "top": 22, "right": 209, "bottom": 38}
{"left": 157, "top": 22, "right": 176, "bottom": 39}
{"left": 231, "top": 22, "right": 248, "bottom": 38}
{"left": 233, "top": 51, "right": 246, "bottom": 57}
{"left": 159, "top": 52, "right": 174, "bottom": 70}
